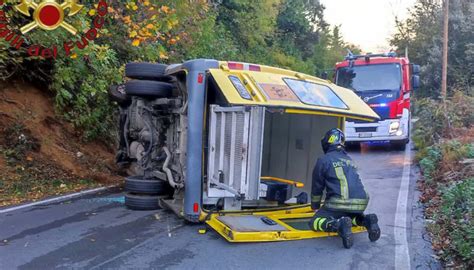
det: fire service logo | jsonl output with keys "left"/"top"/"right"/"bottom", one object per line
{"left": 15, "top": 0, "right": 84, "bottom": 35}
{"left": 0, "top": 0, "right": 109, "bottom": 58}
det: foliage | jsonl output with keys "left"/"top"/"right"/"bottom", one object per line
{"left": 413, "top": 91, "right": 474, "bottom": 151}
{"left": 419, "top": 141, "right": 474, "bottom": 182}
{"left": 217, "top": 0, "right": 281, "bottom": 52}
{"left": 171, "top": 4, "right": 240, "bottom": 61}
{"left": 52, "top": 44, "right": 123, "bottom": 141}
{"left": 1, "top": 0, "right": 359, "bottom": 142}
{"left": 419, "top": 145, "right": 442, "bottom": 182}
{"left": 429, "top": 178, "right": 474, "bottom": 267}
{"left": 391, "top": 0, "right": 473, "bottom": 98}
{"left": 417, "top": 137, "right": 474, "bottom": 267}
{"left": 0, "top": 40, "right": 24, "bottom": 80}
{"left": 414, "top": 91, "right": 473, "bottom": 268}
{"left": 1, "top": 124, "right": 40, "bottom": 164}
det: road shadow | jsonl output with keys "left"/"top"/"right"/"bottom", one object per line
{"left": 346, "top": 142, "right": 405, "bottom": 154}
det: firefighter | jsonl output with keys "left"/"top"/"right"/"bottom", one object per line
{"left": 309, "top": 128, "right": 380, "bottom": 249}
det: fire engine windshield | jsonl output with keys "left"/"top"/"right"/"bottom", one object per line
{"left": 336, "top": 64, "right": 402, "bottom": 92}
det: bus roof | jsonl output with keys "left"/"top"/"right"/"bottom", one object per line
{"left": 209, "top": 61, "right": 380, "bottom": 121}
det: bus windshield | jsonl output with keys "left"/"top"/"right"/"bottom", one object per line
{"left": 336, "top": 64, "right": 402, "bottom": 92}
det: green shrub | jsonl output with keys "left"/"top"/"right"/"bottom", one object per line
{"left": 419, "top": 145, "right": 442, "bottom": 182}
{"left": 440, "top": 140, "right": 474, "bottom": 162}
{"left": 432, "top": 178, "right": 474, "bottom": 266}
{"left": 418, "top": 140, "right": 473, "bottom": 182}
{"left": 51, "top": 44, "right": 122, "bottom": 141}
{"left": 413, "top": 92, "right": 474, "bottom": 152}
{"left": 1, "top": 0, "right": 360, "bottom": 142}
{"left": 414, "top": 96, "right": 473, "bottom": 268}
{"left": 1, "top": 124, "right": 40, "bottom": 164}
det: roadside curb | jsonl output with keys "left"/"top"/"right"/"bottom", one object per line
{"left": 0, "top": 185, "right": 120, "bottom": 214}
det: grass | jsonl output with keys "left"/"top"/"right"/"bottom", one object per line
{"left": 0, "top": 124, "right": 101, "bottom": 206}
{"left": 414, "top": 92, "right": 474, "bottom": 268}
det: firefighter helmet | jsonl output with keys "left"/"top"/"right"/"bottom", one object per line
{"left": 321, "top": 128, "right": 345, "bottom": 153}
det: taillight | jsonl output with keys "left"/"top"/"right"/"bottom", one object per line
{"left": 193, "top": 203, "right": 199, "bottom": 213}
{"left": 228, "top": 62, "right": 244, "bottom": 70}
{"left": 228, "top": 62, "right": 261, "bottom": 72}
{"left": 197, "top": 73, "right": 204, "bottom": 84}
{"left": 248, "top": 64, "right": 261, "bottom": 71}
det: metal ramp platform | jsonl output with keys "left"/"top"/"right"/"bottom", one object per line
{"left": 205, "top": 205, "right": 366, "bottom": 242}
{"left": 216, "top": 216, "right": 289, "bottom": 232}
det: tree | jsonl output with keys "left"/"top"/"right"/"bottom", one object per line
{"left": 391, "top": 0, "right": 473, "bottom": 98}
{"left": 216, "top": 0, "right": 281, "bottom": 61}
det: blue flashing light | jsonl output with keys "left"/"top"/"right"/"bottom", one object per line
{"left": 387, "top": 52, "right": 398, "bottom": 57}
{"left": 345, "top": 51, "right": 398, "bottom": 61}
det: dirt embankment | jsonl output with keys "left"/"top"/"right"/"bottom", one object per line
{"left": 0, "top": 82, "right": 121, "bottom": 206}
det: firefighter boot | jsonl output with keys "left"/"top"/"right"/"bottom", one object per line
{"left": 327, "top": 217, "right": 353, "bottom": 249}
{"left": 364, "top": 214, "right": 381, "bottom": 242}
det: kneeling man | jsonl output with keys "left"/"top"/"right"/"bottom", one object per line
{"left": 310, "top": 128, "right": 380, "bottom": 249}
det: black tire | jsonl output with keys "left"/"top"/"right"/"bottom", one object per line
{"left": 345, "top": 142, "right": 361, "bottom": 151}
{"left": 125, "top": 176, "right": 168, "bottom": 195}
{"left": 125, "top": 62, "right": 173, "bottom": 81}
{"left": 125, "top": 80, "right": 174, "bottom": 97}
{"left": 390, "top": 140, "right": 407, "bottom": 151}
{"left": 108, "top": 84, "right": 131, "bottom": 105}
{"left": 125, "top": 193, "right": 160, "bottom": 210}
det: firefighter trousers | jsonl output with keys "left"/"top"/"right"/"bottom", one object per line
{"left": 310, "top": 207, "right": 366, "bottom": 232}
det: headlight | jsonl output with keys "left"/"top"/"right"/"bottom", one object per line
{"left": 389, "top": 121, "right": 400, "bottom": 134}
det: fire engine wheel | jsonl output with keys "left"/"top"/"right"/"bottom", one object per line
{"left": 345, "top": 142, "right": 361, "bottom": 149}
{"left": 125, "top": 62, "right": 173, "bottom": 81}
{"left": 125, "top": 80, "right": 174, "bottom": 98}
{"left": 125, "top": 193, "right": 161, "bottom": 210}
{"left": 390, "top": 140, "right": 407, "bottom": 151}
{"left": 125, "top": 176, "right": 168, "bottom": 195}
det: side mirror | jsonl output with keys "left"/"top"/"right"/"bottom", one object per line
{"left": 412, "top": 64, "right": 421, "bottom": 75}
{"left": 320, "top": 71, "right": 328, "bottom": 80}
{"left": 412, "top": 75, "right": 420, "bottom": 90}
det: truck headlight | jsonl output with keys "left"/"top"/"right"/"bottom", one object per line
{"left": 389, "top": 121, "right": 400, "bottom": 134}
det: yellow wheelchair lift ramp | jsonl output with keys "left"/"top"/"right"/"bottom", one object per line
{"left": 205, "top": 205, "right": 366, "bottom": 243}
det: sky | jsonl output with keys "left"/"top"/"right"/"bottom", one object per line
{"left": 320, "top": 0, "right": 417, "bottom": 53}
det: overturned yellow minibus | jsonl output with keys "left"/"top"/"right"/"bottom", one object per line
{"left": 111, "top": 59, "right": 379, "bottom": 242}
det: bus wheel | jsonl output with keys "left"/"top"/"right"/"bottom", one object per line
{"left": 125, "top": 193, "right": 161, "bottom": 210}
{"left": 125, "top": 176, "right": 169, "bottom": 195}
{"left": 125, "top": 62, "right": 173, "bottom": 82}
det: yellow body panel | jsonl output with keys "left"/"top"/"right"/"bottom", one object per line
{"left": 205, "top": 205, "right": 366, "bottom": 243}
{"left": 200, "top": 61, "right": 373, "bottom": 242}
{"left": 210, "top": 62, "right": 379, "bottom": 121}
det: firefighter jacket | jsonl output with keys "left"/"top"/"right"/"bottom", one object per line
{"left": 311, "top": 146, "right": 369, "bottom": 212}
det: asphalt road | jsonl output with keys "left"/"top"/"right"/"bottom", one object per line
{"left": 0, "top": 144, "right": 440, "bottom": 270}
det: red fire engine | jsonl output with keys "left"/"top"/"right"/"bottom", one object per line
{"left": 334, "top": 52, "right": 420, "bottom": 150}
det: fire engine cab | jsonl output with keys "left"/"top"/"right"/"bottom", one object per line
{"left": 334, "top": 52, "right": 420, "bottom": 150}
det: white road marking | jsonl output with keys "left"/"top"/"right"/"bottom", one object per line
{"left": 0, "top": 186, "right": 113, "bottom": 214}
{"left": 394, "top": 145, "right": 412, "bottom": 270}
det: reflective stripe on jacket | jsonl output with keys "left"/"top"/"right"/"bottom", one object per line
{"left": 311, "top": 146, "right": 369, "bottom": 212}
